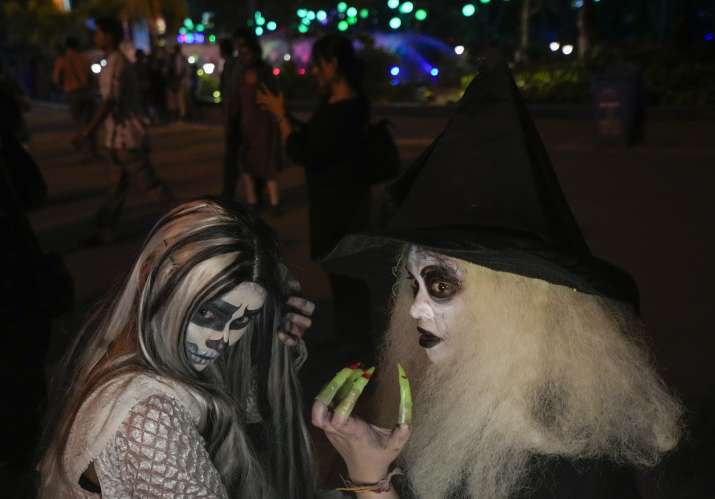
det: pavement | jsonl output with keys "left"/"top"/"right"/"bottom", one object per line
{"left": 21, "top": 101, "right": 715, "bottom": 496}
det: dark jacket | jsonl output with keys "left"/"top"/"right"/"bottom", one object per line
{"left": 286, "top": 96, "right": 371, "bottom": 260}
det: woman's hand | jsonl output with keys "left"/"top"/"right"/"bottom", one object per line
{"left": 313, "top": 400, "right": 410, "bottom": 482}
{"left": 256, "top": 84, "right": 286, "bottom": 119}
{"left": 278, "top": 276, "right": 315, "bottom": 347}
{"left": 312, "top": 365, "right": 412, "bottom": 483}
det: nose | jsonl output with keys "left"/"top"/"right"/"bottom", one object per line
{"left": 409, "top": 295, "right": 434, "bottom": 321}
{"left": 206, "top": 337, "right": 227, "bottom": 353}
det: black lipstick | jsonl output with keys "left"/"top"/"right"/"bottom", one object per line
{"left": 417, "top": 327, "right": 442, "bottom": 348}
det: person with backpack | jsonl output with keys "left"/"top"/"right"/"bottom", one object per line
{"left": 257, "top": 34, "right": 374, "bottom": 357}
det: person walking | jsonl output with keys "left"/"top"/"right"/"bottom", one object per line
{"left": 227, "top": 29, "right": 283, "bottom": 212}
{"left": 53, "top": 36, "right": 99, "bottom": 158}
{"left": 219, "top": 35, "right": 241, "bottom": 200}
{"left": 166, "top": 44, "right": 188, "bottom": 121}
{"left": 72, "top": 17, "right": 172, "bottom": 246}
{"left": 257, "top": 34, "right": 372, "bottom": 354}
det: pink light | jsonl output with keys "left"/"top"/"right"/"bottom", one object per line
{"left": 298, "top": 68, "right": 306, "bottom": 76}
{"left": 272, "top": 67, "right": 281, "bottom": 76}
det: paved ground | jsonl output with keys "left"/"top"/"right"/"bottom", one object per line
{"left": 21, "top": 102, "right": 715, "bottom": 496}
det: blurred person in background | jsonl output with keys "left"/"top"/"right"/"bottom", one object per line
{"left": 133, "top": 49, "right": 153, "bottom": 122}
{"left": 228, "top": 29, "right": 283, "bottom": 213}
{"left": 166, "top": 43, "right": 188, "bottom": 121}
{"left": 72, "top": 16, "right": 172, "bottom": 246}
{"left": 220, "top": 36, "right": 242, "bottom": 200}
{"left": 53, "top": 36, "right": 98, "bottom": 159}
{"left": 257, "top": 34, "right": 373, "bottom": 356}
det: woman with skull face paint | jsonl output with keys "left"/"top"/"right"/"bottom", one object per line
{"left": 38, "top": 199, "right": 320, "bottom": 499}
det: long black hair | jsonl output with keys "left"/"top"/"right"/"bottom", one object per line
{"left": 312, "top": 33, "right": 366, "bottom": 97}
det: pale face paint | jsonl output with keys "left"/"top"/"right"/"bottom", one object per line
{"left": 185, "top": 282, "right": 267, "bottom": 371}
{"left": 406, "top": 246, "right": 466, "bottom": 364}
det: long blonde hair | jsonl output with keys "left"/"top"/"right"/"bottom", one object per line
{"left": 40, "top": 199, "right": 315, "bottom": 498}
{"left": 376, "top": 246, "right": 683, "bottom": 498}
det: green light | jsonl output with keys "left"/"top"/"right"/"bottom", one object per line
{"left": 415, "top": 8, "right": 427, "bottom": 20}
{"left": 399, "top": 1, "right": 414, "bottom": 14}
{"left": 297, "top": 8, "right": 307, "bottom": 17}
{"left": 267, "top": 21, "right": 277, "bottom": 31}
{"left": 348, "top": 16, "right": 357, "bottom": 25}
{"left": 298, "top": 24, "right": 309, "bottom": 33}
{"left": 338, "top": 20, "right": 349, "bottom": 31}
{"left": 317, "top": 10, "right": 328, "bottom": 21}
{"left": 480, "top": 0, "right": 491, "bottom": 3}
{"left": 254, "top": 10, "right": 262, "bottom": 19}
{"left": 212, "top": 90, "right": 221, "bottom": 98}
{"left": 255, "top": 26, "right": 264, "bottom": 36}
{"left": 347, "top": 6, "right": 357, "bottom": 17}
{"left": 462, "top": 4, "right": 476, "bottom": 16}
{"left": 301, "top": 17, "right": 311, "bottom": 25}
{"left": 183, "top": 18, "right": 193, "bottom": 29}
{"left": 359, "top": 8, "right": 369, "bottom": 18}
{"left": 209, "top": 34, "right": 216, "bottom": 43}
{"left": 337, "top": 2, "right": 348, "bottom": 12}
{"left": 256, "top": 16, "right": 265, "bottom": 26}
{"left": 179, "top": 27, "right": 187, "bottom": 35}
{"left": 307, "top": 10, "right": 316, "bottom": 20}
{"left": 387, "top": 0, "right": 399, "bottom": 9}
{"left": 196, "top": 24, "right": 204, "bottom": 32}
{"left": 389, "top": 17, "right": 402, "bottom": 29}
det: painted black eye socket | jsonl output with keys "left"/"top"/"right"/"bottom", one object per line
{"left": 197, "top": 307, "right": 215, "bottom": 320}
{"left": 229, "top": 315, "right": 252, "bottom": 330}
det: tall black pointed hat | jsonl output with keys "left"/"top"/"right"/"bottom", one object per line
{"left": 323, "top": 49, "right": 639, "bottom": 309}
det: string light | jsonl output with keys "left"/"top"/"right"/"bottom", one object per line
{"left": 389, "top": 17, "right": 402, "bottom": 29}
{"left": 462, "top": 4, "right": 476, "bottom": 16}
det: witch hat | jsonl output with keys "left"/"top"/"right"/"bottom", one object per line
{"left": 323, "top": 49, "right": 639, "bottom": 310}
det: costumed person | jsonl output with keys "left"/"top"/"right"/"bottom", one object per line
{"left": 38, "top": 199, "right": 320, "bottom": 498}
{"left": 316, "top": 51, "right": 683, "bottom": 498}
{"left": 72, "top": 16, "right": 172, "bottom": 246}
{"left": 225, "top": 29, "right": 283, "bottom": 213}
{"left": 257, "top": 33, "right": 373, "bottom": 356}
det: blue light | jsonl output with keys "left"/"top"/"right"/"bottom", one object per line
{"left": 705, "top": 32, "right": 714, "bottom": 42}
{"left": 194, "top": 33, "right": 205, "bottom": 43}
{"left": 390, "top": 66, "right": 400, "bottom": 76}
{"left": 391, "top": 78, "right": 400, "bottom": 86}
{"left": 430, "top": 67, "right": 439, "bottom": 76}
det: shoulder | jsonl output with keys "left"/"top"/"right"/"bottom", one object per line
{"left": 95, "top": 392, "right": 227, "bottom": 498}
{"left": 64, "top": 372, "right": 203, "bottom": 483}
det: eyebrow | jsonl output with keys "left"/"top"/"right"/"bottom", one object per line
{"left": 420, "top": 264, "right": 460, "bottom": 280}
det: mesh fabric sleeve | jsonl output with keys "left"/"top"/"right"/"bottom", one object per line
{"left": 93, "top": 394, "right": 228, "bottom": 499}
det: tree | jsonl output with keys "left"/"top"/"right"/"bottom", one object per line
{"left": 515, "top": 0, "right": 543, "bottom": 63}
{"left": 577, "top": 0, "right": 596, "bottom": 59}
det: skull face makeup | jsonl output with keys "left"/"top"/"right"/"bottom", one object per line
{"left": 185, "top": 281, "right": 267, "bottom": 371}
{"left": 406, "top": 245, "right": 466, "bottom": 363}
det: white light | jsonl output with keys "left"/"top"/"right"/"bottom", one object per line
{"left": 283, "top": 53, "right": 291, "bottom": 61}
{"left": 562, "top": 44, "right": 574, "bottom": 55}
{"left": 100, "top": 59, "right": 107, "bottom": 67}
{"left": 188, "top": 55, "right": 197, "bottom": 64}
{"left": 202, "top": 62, "right": 215, "bottom": 74}
{"left": 549, "top": 42, "right": 560, "bottom": 52}
{"left": 91, "top": 63, "right": 101, "bottom": 74}
{"left": 454, "top": 45, "right": 465, "bottom": 55}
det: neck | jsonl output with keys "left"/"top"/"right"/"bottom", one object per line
{"left": 329, "top": 78, "right": 355, "bottom": 103}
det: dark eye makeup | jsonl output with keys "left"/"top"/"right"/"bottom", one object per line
{"left": 406, "top": 264, "right": 462, "bottom": 301}
{"left": 191, "top": 298, "right": 262, "bottom": 332}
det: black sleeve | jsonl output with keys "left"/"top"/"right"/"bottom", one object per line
{"left": 285, "top": 101, "right": 366, "bottom": 170}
